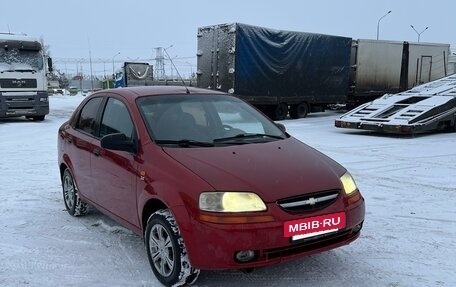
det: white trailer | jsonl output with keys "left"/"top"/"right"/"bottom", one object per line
{"left": 348, "top": 39, "right": 450, "bottom": 106}
{"left": 336, "top": 74, "right": 456, "bottom": 134}
{"left": 0, "top": 33, "right": 52, "bottom": 121}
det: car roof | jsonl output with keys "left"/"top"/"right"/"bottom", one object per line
{"left": 92, "top": 86, "right": 227, "bottom": 100}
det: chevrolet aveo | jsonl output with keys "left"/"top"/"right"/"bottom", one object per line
{"left": 58, "top": 86, "right": 365, "bottom": 286}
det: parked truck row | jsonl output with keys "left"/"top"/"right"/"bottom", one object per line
{"left": 196, "top": 23, "right": 451, "bottom": 120}
{"left": 5, "top": 24, "right": 449, "bottom": 123}
{"left": 0, "top": 33, "right": 52, "bottom": 121}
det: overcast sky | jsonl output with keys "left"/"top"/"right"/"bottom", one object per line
{"left": 1, "top": 0, "right": 454, "bottom": 76}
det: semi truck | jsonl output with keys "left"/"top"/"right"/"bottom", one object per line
{"left": 0, "top": 33, "right": 52, "bottom": 121}
{"left": 196, "top": 23, "right": 450, "bottom": 120}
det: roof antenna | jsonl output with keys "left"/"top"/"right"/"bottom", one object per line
{"left": 163, "top": 46, "right": 190, "bottom": 94}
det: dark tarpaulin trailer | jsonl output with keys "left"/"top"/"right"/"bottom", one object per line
{"left": 197, "top": 23, "right": 351, "bottom": 120}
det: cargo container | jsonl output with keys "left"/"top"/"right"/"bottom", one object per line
{"left": 197, "top": 23, "right": 451, "bottom": 120}
{"left": 114, "top": 62, "right": 154, "bottom": 88}
{"left": 348, "top": 39, "right": 450, "bottom": 107}
{"left": 197, "top": 23, "right": 352, "bottom": 120}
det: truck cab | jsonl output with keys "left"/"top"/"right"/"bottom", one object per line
{"left": 0, "top": 33, "right": 52, "bottom": 121}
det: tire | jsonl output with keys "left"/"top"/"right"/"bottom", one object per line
{"left": 62, "top": 168, "right": 88, "bottom": 216}
{"left": 289, "top": 102, "right": 308, "bottom": 119}
{"left": 32, "top": 115, "right": 45, "bottom": 121}
{"left": 273, "top": 103, "right": 288, "bottom": 120}
{"left": 145, "top": 209, "right": 199, "bottom": 287}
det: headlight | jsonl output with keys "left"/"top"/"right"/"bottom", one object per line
{"left": 340, "top": 172, "right": 358, "bottom": 196}
{"left": 199, "top": 192, "right": 267, "bottom": 212}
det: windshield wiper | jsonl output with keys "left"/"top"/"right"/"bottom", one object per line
{"left": 1, "top": 68, "right": 37, "bottom": 73}
{"left": 213, "top": 133, "right": 285, "bottom": 143}
{"left": 155, "top": 139, "right": 214, "bottom": 147}
{"left": 15, "top": 69, "right": 37, "bottom": 73}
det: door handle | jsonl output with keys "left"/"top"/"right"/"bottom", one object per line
{"left": 93, "top": 149, "right": 101, "bottom": 157}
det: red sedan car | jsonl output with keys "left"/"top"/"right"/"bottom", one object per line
{"left": 58, "top": 86, "right": 365, "bottom": 286}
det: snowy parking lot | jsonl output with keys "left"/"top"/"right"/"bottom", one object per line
{"left": 1, "top": 95, "right": 455, "bottom": 287}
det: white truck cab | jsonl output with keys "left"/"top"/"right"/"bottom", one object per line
{"left": 0, "top": 33, "right": 52, "bottom": 121}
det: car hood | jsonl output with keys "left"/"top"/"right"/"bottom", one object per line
{"left": 163, "top": 137, "right": 345, "bottom": 202}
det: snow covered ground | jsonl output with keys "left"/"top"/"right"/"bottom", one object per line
{"left": 1, "top": 94, "right": 455, "bottom": 287}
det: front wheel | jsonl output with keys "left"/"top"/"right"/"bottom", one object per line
{"left": 145, "top": 209, "right": 200, "bottom": 286}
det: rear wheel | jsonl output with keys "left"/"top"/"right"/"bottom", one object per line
{"left": 289, "top": 102, "right": 308, "bottom": 119}
{"left": 145, "top": 209, "right": 199, "bottom": 286}
{"left": 62, "top": 168, "right": 88, "bottom": 216}
{"left": 273, "top": 103, "right": 288, "bottom": 120}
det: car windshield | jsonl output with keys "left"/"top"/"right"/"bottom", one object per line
{"left": 137, "top": 94, "right": 286, "bottom": 147}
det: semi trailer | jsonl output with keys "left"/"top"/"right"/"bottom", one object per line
{"left": 197, "top": 23, "right": 351, "bottom": 120}
{"left": 335, "top": 74, "right": 456, "bottom": 134}
{"left": 196, "top": 23, "right": 450, "bottom": 120}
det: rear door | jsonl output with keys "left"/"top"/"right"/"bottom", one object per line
{"left": 69, "top": 96, "right": 104, "bottom": 201}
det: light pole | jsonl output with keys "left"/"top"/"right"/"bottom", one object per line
{"left": 410, "top": 25, "right": 429, "bottom": 42}
{"left": 112, "top": 52, "right": 120, "bottom": 77}
{"left": 377, "top": 10, "right": 392, "bottom": 40}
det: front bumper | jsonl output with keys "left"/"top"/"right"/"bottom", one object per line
{"left": 179, "top": 195, "right": 365, "bottom": 270}
{"left": 0, "top": 92, "right": 49, "bottom": 118}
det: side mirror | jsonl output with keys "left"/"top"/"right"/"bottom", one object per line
{"left": 47, "top": 57, "right": 53, "bottom": 72}
{"left": 101, "top": 133, "right": 136, "bottom": 153}
{"left": 275, "top": 122, "right": 286, "bottom": 133}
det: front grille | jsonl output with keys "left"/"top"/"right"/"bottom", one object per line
{"left": 0, "top": 78, "right": 37, "bottom": 88}
{"left": 6, "top": 97, "right": 35, "bottom": 103}
{"left": 277, "top": 190, "right": 340, "bottom": 213}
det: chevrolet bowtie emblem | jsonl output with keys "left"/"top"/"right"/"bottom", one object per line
{"left": 307, "top": 197, "right": 317, "bottom": 205}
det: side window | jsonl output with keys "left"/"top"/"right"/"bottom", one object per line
{"left": 76, "top": 97, "right": 103, "bottom": 135}
{"left": 100, "top": 98, "right": 134, "bottom": 139}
